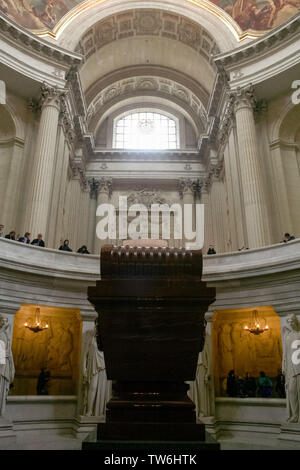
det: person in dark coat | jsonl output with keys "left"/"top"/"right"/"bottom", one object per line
{"left": 5, "top": 231, "right": 16, "bottom": 240}
{"left": 283, "top": 233, "right": 295, "bottom": 243}
{"left": 58, "top": 240, "right": 72, "bottom": 252}
{"left": 226, "top": 370, "right": 238, "bottom": 397}
{"left": 31, "top": 234, "right": 45, "bottom": 247}
{"left": 18, "top": 232, "right": 31, "bottom": 244}
{"left": 258, "top": 371, "right": 273, "bottom": 398}
{"left": 207, "top": 245, "right": 216, "bottom": 255}
{"left": 77, "top": 245, "right": 90, "bottom": 254}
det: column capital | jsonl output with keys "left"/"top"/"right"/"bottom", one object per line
{"left": 40, "top": 82, "right": 66, "bottom": 110}
{"left": 97, "top": 177, "right": 113, "bottom": 198}
{"left": 231, "top": 84, "right": 255, "bottom": 112}
{"left": 177, "top": 178, "right": 195, "bottom": 199}
{"left": 254, "top": 99, "right": 268, "bottom": 119}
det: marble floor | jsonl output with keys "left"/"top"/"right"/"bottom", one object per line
{"left": 1, "top": 430, "right": 300, "bottom": 450}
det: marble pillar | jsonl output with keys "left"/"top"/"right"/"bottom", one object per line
{"left": 2, "top": 138, "right": 25, "bottom": 231}
{"left": 94, "top": 178, "right": 113, "bottom": 255}
{"left": 178, "top": 178, "right": 195, "bottom": 249}
{"left": 47, "top": 123, "right": 66, "bottom": 248}
{"left": 26, "top": 83, "right": 64, "bottom": 243}
{"left": 233, "top": 86, "right": 271, "bottom": 249}
{"left": 200, "top": 181, "right": 214, "bottom": 254}
{"left": 210, "top": 171, "right": 228, "bottom": 254}
{"left": 87, "top": 180, "right": 99, "bottom": 254}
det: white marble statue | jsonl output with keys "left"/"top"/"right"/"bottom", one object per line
{"left": 82, "top": 328, "right": 111, "bottom": 417}
{"left": 282, "top": 314, "right": 300, "bottom": 423}
{"left": 188, "top": 333, "right": 215, "bottom": 418}
{"left": 0, "top": 315, "right": 15, "bottom": 416}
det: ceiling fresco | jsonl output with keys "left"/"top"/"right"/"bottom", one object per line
{"left": 0, "top": 0, "right": 299, "bottom": 33}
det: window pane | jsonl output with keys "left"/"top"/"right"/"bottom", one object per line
{"left": 113, "top": 111, "right": 178, "bottom": 149}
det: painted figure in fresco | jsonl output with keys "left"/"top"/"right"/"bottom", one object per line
{"left": 0, "top": 315, "right": 15, "bottom": 416}
{"left": 0, "top": 0, "right": 80, "bottom": 30}
{"left": 282, "top": 314, "right": 300, "bottom": 423}
{"left": 82, "top": 327, "right": 112, "bottom": 417}
{"left": 211, "top": 0, "right": 300, "bottom": 30}
{"left": 0, "top": 0, "right": 299, "bottom": 31}
{"left": 188, "top": 334, "right": 215, "bottom": 418}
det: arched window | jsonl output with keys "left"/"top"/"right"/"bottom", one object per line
{"left": 113, "top": 111, "right": 179, "bottom": 150}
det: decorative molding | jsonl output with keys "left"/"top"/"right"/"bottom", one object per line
{"left": 76, "top": 9, "right": 219, "bottom": 67}
{"left": 127, "top": 188, "right": 167, "bottom": 208}
{"left": 86, "top": 65, "right": 210, "bottom": 109}
{"left": 87, "top": 75, "right": 208, "bottom": 133}
{"left": 214, "top": 14, "right": 300, "bottom": 68}
{"left": 0, "top": 13, "right": 81, "bottom": 66}
{"left": 66, "top": 65, "right": 87, "bottom": 117}
{"left": 217, "top": 94, "right": 235, "bottom": 146}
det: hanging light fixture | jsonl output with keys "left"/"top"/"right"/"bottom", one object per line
{"left": 244, "top": 309, "right": 269, "bottom": 336}
{"left": 24, "top": 307, "right": 49, "bottom": 333}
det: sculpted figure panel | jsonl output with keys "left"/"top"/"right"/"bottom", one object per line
{"left": 282, "top": 314, "right": 300, "bottom": 423}
{"left": 0, "top": 314, "right": 15, "bottom": 416}
{"left": 11, "top": 307, "right": 81, "bottom": 395}
{"left": 212, "top": 310, "right": 282, "bottom": 396}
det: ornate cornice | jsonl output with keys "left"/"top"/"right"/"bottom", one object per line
{"left": 214, "top": 14, "right": 300, "bottom": 68}
{"left": 0, "top": 13, "right": 81, "bottom": 66}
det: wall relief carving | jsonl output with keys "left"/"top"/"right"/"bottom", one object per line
{"left": 11, "top": 305, "right": 81, "bottom": 396}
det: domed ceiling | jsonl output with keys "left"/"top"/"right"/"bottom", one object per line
{"left": 0, "top": 0, "right": 299, "bottom": 33}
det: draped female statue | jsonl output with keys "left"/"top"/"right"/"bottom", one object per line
{"left": 282, "top": 314, "right": 300, "bottom": 423}
{"left": 188, "top": 333, "right": 215, "bottom": 418}
{"left": 0, "top": 314, "right": 15, "bottom": 416}
{"left": 82, "top": 327, "right": 111, "bottom": 417}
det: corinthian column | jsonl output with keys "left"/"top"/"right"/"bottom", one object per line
{"left": 87, "top": 179, "right": 99, "bottom": 254}
{"left": 178, "top": 178, "right": 195, "bottom": 248}
{"left": 94, "top": 178, "right": 113, "bottom": 255}
{"left": 233, "top": 85, "right": 271, "bottom": 248}
{"left": 26, "top": 83, "right": 64, "bottom": 241}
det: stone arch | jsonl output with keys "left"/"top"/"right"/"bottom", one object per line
{"left": 92, "top": 95, "right": 201, "bottom": 147}
{"left": 95, "top": 100, "right": 199, "bottom": 149}
{"left": 55, "top": 0, "right": 240, "bottom": 53}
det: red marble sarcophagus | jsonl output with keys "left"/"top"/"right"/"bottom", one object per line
{"left": 87, "top": 244, "right": 216, "bottom": 441}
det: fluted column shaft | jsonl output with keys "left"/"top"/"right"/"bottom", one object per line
{"left": 26, "top": 85, "right": 62, "bottom": 241}
{"left": 94, "top": 178, "right": 112, "bottom": 255}
{"left": 200, "top": 184, "right": 214, "bottom": 254}
{"left": 234, "top": 87, "right": 271, "bottom": 248}
{"left": 3, "top": 139, "right": 25, "bottom": 231}
{"left": 210, "top": 176, "right": 228, "bottom": 253}
{"left": 178, "top": 178, "right": 195, "bottom": 248}
{"left": 87, "top": 184, "right": 98, "bottom": 253}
